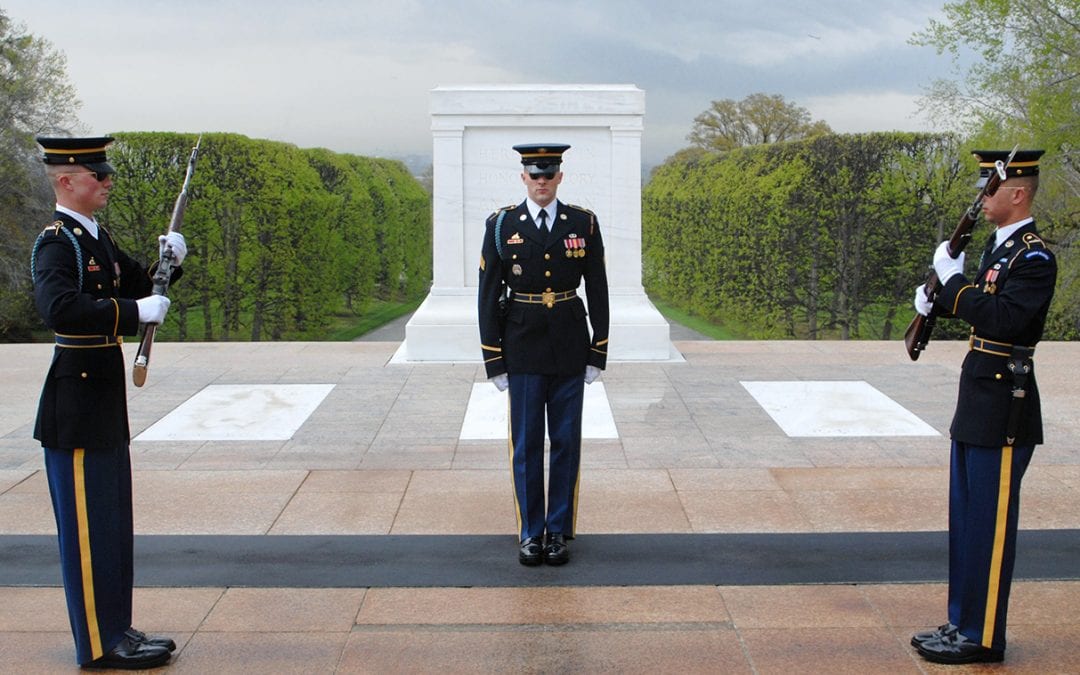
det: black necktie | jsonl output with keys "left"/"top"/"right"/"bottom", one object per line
{"left": 537, "top": 209, "right": 549, "bottom": 237}
{"left": 979, "top": 234, "right": 997, "bottom": 269}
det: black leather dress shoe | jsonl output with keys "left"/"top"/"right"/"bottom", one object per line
{"left": 519, "top": 536, "right": 544, "bottom": 566}
{"left": 126, "top": 627, "right": 177, "bottom": 652}
{"left": 916, "top": 631, "right": 1004, "bottom": 664}
{"left": 910, "top": 622, "right": 957, "bottom": 648}
{"left": 82, "top": 636, "right": 171, "bottom": 670}
{"left": 544, "top": 532, "right": 569, "bottom": 565}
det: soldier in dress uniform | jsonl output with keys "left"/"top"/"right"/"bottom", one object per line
{"left": 477, "top": 143, "right": 610, "bottom": 566}
{"left": 911, "top": 149, "right": 1056, "bottom": 665}
{"left": 31, "top": 136, "right": 186, "bottom": 669}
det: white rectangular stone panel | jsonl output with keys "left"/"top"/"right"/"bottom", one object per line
{"left": 136, "top": 384, "right": 335, "bottom": 441}
{"left": 740, "top": 380, "right": 940, "bottom": 438}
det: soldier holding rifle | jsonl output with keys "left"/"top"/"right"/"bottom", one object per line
{"left": 910, "top": 149, "right": 1055, "bottom": 665}
{"left": 30, "top": 136, "right": 186, "bottom": 669}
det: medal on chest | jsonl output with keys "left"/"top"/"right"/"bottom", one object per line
{"left": 564, "top": 234, "right": 586, "bottom": 258}
{"left": 982, "top": 264, "right": 1001, "bottom": 294}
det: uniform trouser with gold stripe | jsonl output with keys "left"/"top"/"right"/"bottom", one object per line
{"left": 507, "top": 373, "right": 584, "bottom": 541}
{"left": 45, "top": 446, "right": 134, "bottom": 665}
{"left": 948, "top": 440, "right": 1034, "bottom": 652}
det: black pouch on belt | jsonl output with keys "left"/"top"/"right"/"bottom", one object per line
{"left": 1005, "top": 346, "right": 1034, "bottom": 445}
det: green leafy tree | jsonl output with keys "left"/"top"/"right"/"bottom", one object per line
{"left": 687, "top": 93, "right": 832, "bottom": 152}
{"left": 304, "top": 148, "right": 378, "bottom": 314}
{"left": 0, "top": 10, "right": 81, "bottom": 340}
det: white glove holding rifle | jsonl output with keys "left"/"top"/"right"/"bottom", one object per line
{"left": 932, "top": 241, "right": 965, "bottom": 285}
{"left": 159, "top": 232, "right": 187, "bottom": 266}
{"left": 136, "top": 295, "right": 170, "bottom": 324}
{"left": 913, "top": 285, "right": 934, "bottom": 317}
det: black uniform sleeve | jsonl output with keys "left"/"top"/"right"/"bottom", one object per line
{"left": 478, "top": 212, "right": 507, "bottom": 378}
{"left": 583, "top": 214, "right": 609, "bottom": 369}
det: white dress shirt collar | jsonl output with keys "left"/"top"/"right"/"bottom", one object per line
{"left": 55, "top": 205, "right": 100, "bottom": 239}
{"left": 526, "top": 199, "right": 557, "bottom": 224}
{"left": 994, "top": 217, "right": 1034, "bottom": 248}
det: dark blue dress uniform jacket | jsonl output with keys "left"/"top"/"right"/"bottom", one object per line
{"left": 478, "top": 200, "right": 609, "bottom": 377}
{"left": 32, "top": 212, "right": 167, "bottom": 448}
{"left": 937, "top": 222, "right": 1056, "bottom": 447}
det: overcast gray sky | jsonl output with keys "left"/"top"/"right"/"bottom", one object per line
{"left": 5, "top": 0, "right": 958, "bottom": 167}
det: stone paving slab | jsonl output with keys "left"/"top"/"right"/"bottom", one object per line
{"left": 1, "top": 339, "right": 1078, "bottom": 672}
{"left": 1, "top": 581, "right": 1078, "bottom": 673}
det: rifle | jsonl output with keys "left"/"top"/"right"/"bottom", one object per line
{"left": 903, "top": 145, "right": 1017, "bottom": 361}
{"left": 132, "top": 136, "right": 201, "bottom": 387}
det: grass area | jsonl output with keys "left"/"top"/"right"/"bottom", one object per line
{"left": 648, "top": 296, "right": 742, "bottom": 340}
{"left": 318, "top": 298, "right": 424, "bottom": 341}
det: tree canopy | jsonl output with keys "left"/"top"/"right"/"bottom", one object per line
{"left": 686, "top": 93, "right": 832, "bottom": 152}
{"left": 0, "top": 10, "right": 81, "bottom": 339}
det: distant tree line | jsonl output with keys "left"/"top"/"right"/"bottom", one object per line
{"left": 103, "top": 132, "right": 431, "bottom": 341}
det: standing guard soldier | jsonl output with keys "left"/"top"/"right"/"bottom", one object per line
{"left": 477, "top": 143, "right": 610, "bottom": 566}
{"left": 911, "top": 149, "right": 1056, "bottom": 664}
{"left": 31, "top": 137, "right": 186, "bottom": 669}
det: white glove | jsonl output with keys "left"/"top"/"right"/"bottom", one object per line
{"left": 584, "top": 365, "right": 601, "bottom": 384}
{"left": 490, "top": 373, "right": 509, "bottom": 392}
{"left": 159, "top": 232, "right": 187, "bottom": 266}
{"left": 913, "top": 285, "right": 934, "bottom": 317}
{"left": 932, "top": 241, "right": 964, "bottom": 285}
{"left": 137, "top": 295, "right": 171, "bottom": 324}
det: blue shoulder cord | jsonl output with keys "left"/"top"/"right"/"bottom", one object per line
{"left": 31, "top": 224, "right": 83, "bottom": 288}
{"left": 494, "top": 209, "right": 509, "bottom": 308}
{"left": 495, "top": 209, "right": 507, "bottom": 259}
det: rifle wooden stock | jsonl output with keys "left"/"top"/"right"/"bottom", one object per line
{"left": 904, "top": 146, "right": 1017, "bottom": 361}
{"left": 133, "top": 137, "right": 200, "bottom": 386}
{"left": 132, "top": 324, "right": 156, "bottom": 386}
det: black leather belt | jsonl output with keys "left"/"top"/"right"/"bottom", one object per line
{"left": 513, "top": 290, "right": 577, "bottom": 308}
{"left": 969, "top": 335, "right": 1032, "bottom": 358}
{"left": 55, "top": 334, "right": 122, "bottom": 348}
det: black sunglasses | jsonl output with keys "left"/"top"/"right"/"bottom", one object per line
{"left": 528, "top": 171, "right": 557, "bottom": 181}
{"left": 62, "top": 170, "right": 112, "bottom": 182}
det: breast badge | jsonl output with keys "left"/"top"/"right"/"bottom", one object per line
{"left": 507, "top": 232, "right": 524, "bottom": 246}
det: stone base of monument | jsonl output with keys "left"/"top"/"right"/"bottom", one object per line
{"left": 395, "top": 290, "right": 680, "bottom": 364}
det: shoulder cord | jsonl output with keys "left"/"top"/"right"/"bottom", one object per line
{"left": 31, "top": 224, "right": 84, "bottom": 288}
{"left": 494, "top": 209, "right": 507, "bottom": 259}
{"left": 494, "top": 209, "right": 510, "bottom": 308}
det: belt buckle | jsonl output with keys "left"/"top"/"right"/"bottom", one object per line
{"left": 542, "top": 291, "right": 555, "bottom": 308}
